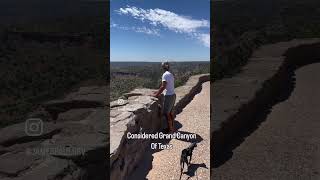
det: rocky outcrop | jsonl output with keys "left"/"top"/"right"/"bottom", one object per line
{"left": 0, "top": 86, "right": 108, "bottom": 180}
{"left": 110, "top": 74, "right": 209, "bottom": 180}
{"left": 41, "top": 86, "right": 106, "bottom": 120}
{"left": 212, "top": 39, "right": 320, "bottom": 166}
{"left": 0, "top": 73, "right": 210, "bottom": 180}
{"left": 174, "top": 74, "right": 210, "bottom": 114}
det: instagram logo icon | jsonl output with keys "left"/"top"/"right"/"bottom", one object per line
{"left": 25, "top": 118, "right": 43, "bottom": 136}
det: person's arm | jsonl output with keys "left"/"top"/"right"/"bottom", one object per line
{"left": 153, "top": 81, "right": 167, "bottom": 97}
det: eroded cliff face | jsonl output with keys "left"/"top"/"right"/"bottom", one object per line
{"left": 110, "top": 74, "right": 209, "bottom": 180}
{"left": 212, "top": 39, "right": 320, "bottom": 168}
{"left": 0, "top": 74, "right": 209, "bottom": 180}
{"left": 110, "top": 89, "right": 163, "bottom": 180}
{"left": 0, "top": 86, "right": 108, "bottom": 180}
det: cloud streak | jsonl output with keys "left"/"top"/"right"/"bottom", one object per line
{"left": 117, "top": 6, "right": 209, "bottom": 33}
{"left": 196, "top": 33, "right": 210, "bottom": 48}
{"left": 111, "top": 22, "right": 160, "bottom": 36}
{"left": 116, "top": 6, "right": 210, "bottom": 47}
{"left": 135, "top": 26, "right": 160, "bottom": 36}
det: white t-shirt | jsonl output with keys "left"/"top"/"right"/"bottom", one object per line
{"left": 162, "top": 71, "right": 175, "bottom": 95}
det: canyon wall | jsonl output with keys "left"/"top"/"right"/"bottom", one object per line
{"left": 0, "top": 73, "right": 210, "bottom": 180}
{"left": 110, "top": 74, "right": 210, "bottom": 180}
{"left": 212, "top": 39, "right": 320, "bottom": 166}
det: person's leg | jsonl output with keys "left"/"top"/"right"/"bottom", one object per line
{"left": 163, "top": 96, "right": 170, "bottom": 132}
{"left": 170, "top": 111, "right": 174, "bottom": 127}
{"left": 169, "top": 94, "right": 176, "bottom": 132}
{"left": 164, "top": 94, "right": 176, "bottom": 133}
{"left": 166, "top": 112, "right": 174, "bottom": 133}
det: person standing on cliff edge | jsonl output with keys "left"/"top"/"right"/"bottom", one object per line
{"left": 153, "top": 61, "right": 176, "bottom": 133}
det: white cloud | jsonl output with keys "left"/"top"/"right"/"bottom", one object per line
{"left": 110, "top": 22, "right": 118, "bottom": 28}
{"left": 135, "top": 27, "right": 160, "bottom": 36}
{"left": 116, "top": 6, "right": 210, "bottom": 47}
{"left": 196, "top": 33, "right": 210, "bottom": 48}
{"left": 110, "top": 23, "right": 160, "bottom": 36}
{"left": 117, "top": 6, "right": 209, "bottom": 33}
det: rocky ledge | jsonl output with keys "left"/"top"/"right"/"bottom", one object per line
{"left": 0, "top": 86, "right": 108, "bottom": 180}
{"left": 110, "top": 74, "right": 209, "bottom": 180}
{"left": 212, "top": 38, "right": 320, "bottom": 165}
{"left": 0, "top": 74, "right": 210, "bottom": 180}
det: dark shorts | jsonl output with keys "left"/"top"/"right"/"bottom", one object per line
{"left": 163, "top": 94, "right": 176, "bottom": 114}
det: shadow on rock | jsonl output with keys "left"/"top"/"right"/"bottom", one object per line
{"left": 184, "top": 163, "right": 208, "bottom": 178}
{"left": 127, "top": 148, "right": 153, "bottom": 180}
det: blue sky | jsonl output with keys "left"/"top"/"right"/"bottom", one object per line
{"left": 110, "top": 0, "right": 210, "bottom": 62}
